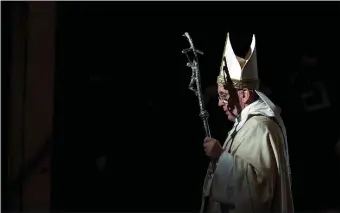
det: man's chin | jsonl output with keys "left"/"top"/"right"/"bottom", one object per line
{"left": 228, "top": 116, "right": 236, "bottom": 122}
{"left": 226, "top": 113, "right": 236, "bottom": 122}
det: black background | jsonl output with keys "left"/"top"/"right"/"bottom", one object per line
{"left": 50, "top": 1, "right": 340, "bottom": 212}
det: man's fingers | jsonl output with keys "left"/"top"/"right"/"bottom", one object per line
{"left": 203, "top": 142, "right": 209, "bottom": 148}
{"left": 204, "top": 145, "right": 212, "bottom": 156}
{"left": 204, "top": 146, "right": 209, "bottom": 154}
{"left": 204, "top": 137, "right": 218, "bottom": 158}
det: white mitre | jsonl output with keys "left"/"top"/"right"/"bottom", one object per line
{"left": 217, "top": 33, "right": 259, "bottom": 89}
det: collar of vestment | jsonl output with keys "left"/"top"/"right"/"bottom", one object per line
{"left": 223, "top": 99, "right": 269, "bottom": 147}
{"left": 234, "top": 98, "right": 275, "bottom": 132}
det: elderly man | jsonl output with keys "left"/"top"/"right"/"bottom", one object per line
{"left": 200, "top": 33, "right": 294, "bottom": 213}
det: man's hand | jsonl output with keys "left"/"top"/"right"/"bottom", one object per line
{"left": 203, "top": 137, "right": 224, "bottom": 160}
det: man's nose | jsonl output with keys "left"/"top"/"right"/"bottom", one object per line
{"left": 218, "top": 99, "right": 224, "bottom": 107}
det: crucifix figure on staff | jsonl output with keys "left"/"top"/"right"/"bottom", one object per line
{"left": 199, "top": 33, "right": 294, "bottom": 213}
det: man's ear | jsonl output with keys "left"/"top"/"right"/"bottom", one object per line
{"left": 240, "top": 89, "right": 251, "bottom": 104}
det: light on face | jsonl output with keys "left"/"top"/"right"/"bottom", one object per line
{"left": 218, "top": 94, "right": 229, "bottom": 105}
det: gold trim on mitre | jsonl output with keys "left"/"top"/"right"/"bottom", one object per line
{"left": 217, "top": 33, "right": 259, "bottom": 90}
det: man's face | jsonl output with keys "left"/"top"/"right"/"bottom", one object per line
{"left": 217, "top": 85, "right": 243, "bottom": 122}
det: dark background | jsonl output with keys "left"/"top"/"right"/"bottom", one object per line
{"left": 2, "top": 2, "right": 11, "bottom": 211}
{"left": 4, "top": 1, "right": 340, "bottom": 212}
